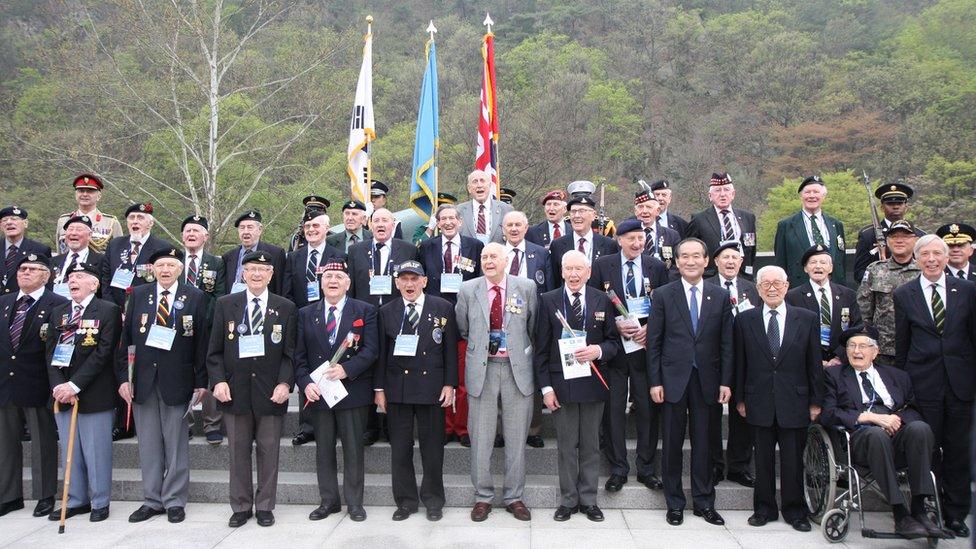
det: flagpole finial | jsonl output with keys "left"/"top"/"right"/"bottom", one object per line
{"left": 483, "top": 12, "right": 494, "bottom": 32}
{"left": 426, "top": 20, "right": 437, "bottom": 38}
{"left": 366, "top": 15, "right": 373, "bottom": 24}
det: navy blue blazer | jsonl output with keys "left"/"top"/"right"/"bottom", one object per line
{"left": 821, "top": 363, "right": 926, "bottom": 431}
{"left": 375, "top": 295, "right": 459, "bottom": 404}
{"left": 786, "top": 281, "right": 861, "bottom": 361}
{"left": 520, "top": 240, "right": 553, "bottom": 295}
{"left": 281, "top": 243, "right": 345, "bottom": 309}
{"left": 99, "top": 234, "right": 174, "bottom": 307}
{"left": 548, "top": 232, "right": 620, "bottom": 277}
{"left": 646, "top": 279, "right": 734, "bottom": 404}
{"left": 686, "top": 207, "right": 757, "bottom": 279}
{"left": 417, "top": 236, "right": 483, "bottom": 303}
{"left": 893, "top": 276, "right": 976, "bottom": 402}
{"left": 526, "top": 219, "right": 572, "bottom": 249}
{"left": 662, "top": 211, "right": 689, "bottom": 239}
{"left": 2, "top": 238, "right": 52, "bottom": 295}
{"left": 294, "top": 297, "right": 378, "bottom": 410}
{"left": 220, "top": 241, "right": 288, "bottom": 296}
{"left": 346, "top": 238, "right": 418, "bottom": 308}
{"left": 0, "top": 290, "right": 69, "bottom": 407}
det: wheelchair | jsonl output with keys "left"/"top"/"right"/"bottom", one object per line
{"left": 802, "top": 423, "right": 948, "bottom": 546}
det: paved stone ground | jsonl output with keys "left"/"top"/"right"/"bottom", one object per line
{"left": 0, "top": 501, "right": 966, "bottom": 548}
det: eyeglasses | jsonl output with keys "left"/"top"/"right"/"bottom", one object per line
{"left": 757, "top": 281, "right": 787, "bottom": 290}
{"left": 845, "top": 343, "right": 876, "bottom": 351}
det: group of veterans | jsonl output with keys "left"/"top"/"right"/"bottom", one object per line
{"left": 0, "top": 169, "right": 972, "bottom": 541}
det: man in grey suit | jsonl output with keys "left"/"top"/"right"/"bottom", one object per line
{"left": 457, "top": 170, "right": 513, "bottom": 244}
{"left": 456, "top": 242, "right": 538, "bottom": 522}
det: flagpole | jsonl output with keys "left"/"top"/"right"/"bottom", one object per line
{"left": 483, "top": 13, "right": 498, "bottom": 199}
{"left": 365, "top": 15, "right": 373, "bottom": 206}
{"left": 427, "top": 20, "right": 438, "bottom": 203}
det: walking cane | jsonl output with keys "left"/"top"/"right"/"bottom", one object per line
{"left": 54, "top": 398, "right": 80, "bottom": 534}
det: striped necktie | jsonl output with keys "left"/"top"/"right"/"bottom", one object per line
{"left": 250, "top": 297, "right": 264, "bottom": 335}
{"left": 9, "top": 294, "right": 34, "bottom": 349}
{"left": 819, "top": 287, "right": 831, "bottom": 326}
{"left": 405, "top": 303, "right": 419, "bottom": 334}
{"left": 306, "top": 249, "right": 319, "bottom": 282}
{"left": 60, "top": 304, "right": 83, "bottom": 344}
{"left": 930, "top": 283, "right": 945, "bottom": 335}
{"left": 721, "top": 210, "right": 735, "bottom": 240}
{"left": 4, "top": 244, "right": 19, "bottom": 274}
{"left": 187, "top": 254, "right": 199, "bottom": 286}
{"left": 156, "top": 290, "right": 171, "bottom": 327}
{"left": 810, "top": 214, "right": 825, "bottom": 246}
{"left": 325, "top": 305, "right": 337, "bottom": 345}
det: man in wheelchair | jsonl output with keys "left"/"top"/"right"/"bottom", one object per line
{"left": 820, "top": 325, "right": 942, "bottom": 539}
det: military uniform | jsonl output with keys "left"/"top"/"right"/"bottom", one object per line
{"left": 856, "top": 258, "right": 921, "bottom": 362}
{"left": 56, "top": 209, "right": 122, "bottom": 255}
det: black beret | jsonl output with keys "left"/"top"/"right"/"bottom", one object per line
{"left": 303, "top": 208, "right": 328, "bottom": 223}
{"left": 241, "top": 250, "right": 272, "bottom": 266}
{"left": 615, "top": 218, "right": 643, "bottom": 236}
{"left": 15, "top": 252, "right": 50, "bottom": 270}
{"left": 801, "top": 243, "right": 831, "bottom": 265}
{"left": 0, "top": 206, "right": 27, "bottom": 219}
{"left": 797, "top": 175, "right": 825, "bottom": 192}
{"left": 62, "top": 215, "right": 93, "bottom": 231}
{"left": 712, "top": 240, "right": 742, "bottom": 260}
{"left": 649, "top": 179, "right": 670, "bottom": 192}
{"left": 66, "top": 261, "right": 100, "bottom": 279}
{"left": 234, "top": 210, "right": 262, "bottom": 227}
{"left": 839, "top": 324, "right": 880, "bottom": 348}
{"left": 566, "top": 195, "right": 597, "bottom": 210}
{"left": 181, "top": 215, "right": 209, "bottom": 231}
{"left": 147, "top": 247, "right": 184, "bottom": 264}
{"left": 124, "top": 203, "right": 153, "bottom": 217}
{"left": 341, "top": 200, "right": 367, "bottom": 212}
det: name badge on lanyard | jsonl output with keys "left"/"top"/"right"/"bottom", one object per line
{"left": 231, "top": 281, "right": 247, "bottom": 294}
{"left": 370, "top": 275, "right": 392, "bottom": 295}
{"left": 393, "top": 334, "right": 420, "bottom": 356}
{"left": 146, "top": 324, "right": 177, "bottom": 350}
{"left": 820, "top": 324, "right": 831, "bottom": 348}
{"left": 239, "top": 334, "right": 265, "bottom": 358}
{"left": 52, "top": 343, "right": 75, "bottom": 368}
{"left": 306, "top": 281, "right": 321, "bottom": 302}
{"left": 111, "top": 268, "right": 135, "bottom": 290}
{"left": 440, "top": 273, "right": 462, "bottom": 294}
{"left": 626, "top": 296, "right": 650, "bottom": 319}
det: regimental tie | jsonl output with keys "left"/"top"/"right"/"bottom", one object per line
{"left": 325, "top": 305, "right": 337, "bottom": 345}
{"left": 373, "top": 243, "right": 385, "bottom": 275}
{"left": 129, "top": 240, "right": 141, "bottom": 265}
{"left": 644, "top": 227, "right": 656, "bottom": 255}
{"left": 767, "top": 309, "right": 780, "bottom": 356}
{"left": 66, "top": 252, "right": 80, "bottom": 278}
{"left": 490, "top": 286, "right": 503, "bottom": 331}
{"left": 9, "top": 294, "right": 34, "bottom": 349}
{"left": 306, "top": 249, "right": 319, "bottom": 283}
{"left": 444, "top": 242, "right": 454, "bottom": 273}
{"left": 571, "top": 291, "right": 584, "bottom": 331}
{"left": 725, "top": 280, "right": 736, "bottom": 316}
{"left": 509, "top": 248, "right": 521, "bottom": 276}
{"left": 577, "top": 237, "right": 586, "bottom": 254}
{"left": 819, "top": 287, "right": 831, "bottom": 326}
{"left": 625, "top": 261, "right": 637, "bottom": 297}
{"left": 187, "top": 254, "right": 199, "bottom": 286}
{"left": 810, "top": 214, "right": 826, "bottom": 246}
{"left": 859, "top": 372, "right": 885, "bottom": 408}
{"left": 477, "top": 204, "right": 487, "bottom": 235}
{"left": 930, "top": 283, "right": 945, "bottom": 335}
{"left": 721, "top": 210, "right": 735, "bottom": 241}
{"left": 4, "top": 244, "right": 18, "bottom": 274}
{"left": 405, "top": 302, "right": 419, "bottom": 334}
{"left": 250, "top": 297, "right": 264, "bottom": 335}
{"left": 157, "top": 290, "right": 171, "bottom": 327}
{"left": 60, "top": 304, "right": 83, "bottom": 344}
{"left": 552, "top": 222, "right": 561, "bottom": 240}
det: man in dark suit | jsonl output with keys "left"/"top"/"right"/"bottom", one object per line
{"left": 46, "top": 262, "right": 121, "bottom": 522}
{"left": 549, "top": 195, "right": 619, "bottom": 275}
{"left": 821, "top": 325, "right": 940, "bottom": 539}
{"left": 118, "top": 248, "right": 208, "bottom": 524}
{"left": 686, "top": 172, "right": 757, "bottom": 279}
{"left": 734, "top": 265, "right": 823, "bottom": 532}
{"left": 937, "top": 223, "right": 976, "bottom": 282}
{"left": 647, "top": 237, "right": 733, "bottom": 527}
{"left": 417, "top": 204, "right": 483, "bottom": 303}
{"left": 535, "top": 250, "right": 619, "bottom": 522}
{"left": 705, "top": 241, "right": 758, "bottom": 488}
{"left": 651, "top": 179, "right": 689, "bottom": 238}
{"left": 326, "top": 200, "right": 372, "bottom": 253}
{"left": 525, "top": 190, "right": 571, "bottom": 249}
{"left": 893, "top": 234, "right": 976, "bottom": 537}
{"left": 633, "top": 189, "right": 681, "bottom": 276}
{"left": 2, "top": 206, "right": 52, "bottom": 295}
{"left": 786, "top": 244, "right": 862, "bottom": 366}
{"left": 49, "top": 215, "right": 104, "bottom": 299}
{"left": 773, "top": 176, "right": 847, "bottom": 285}
{"left": 589, "top": 219, "right": 669, "bottom": 492}
{"left": 294, "top": 259, "right": 378, "bottom": 523}
{"left": 221, "top": 210, "right": 287, "bottom": 296}
{"left": 368, "top": 181, "right": 404, "bottom": 240}
{"left": 207, "top": 251, "right": 297, "bottom": 528}
{"left": 0, "top": 254, "right": 67, "bottom": 517}
{"left": 854, "top": 182, "right": 926, "bottom": 283}
{"left": 374, "top": 261, "right": 457, "bottom": 521}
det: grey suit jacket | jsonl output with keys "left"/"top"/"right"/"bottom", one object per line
{"left": 457, "top": 199, "right": 513, "bottom": 244}
{"left": 455, "top": 275, "right": 537, "bottom": 398}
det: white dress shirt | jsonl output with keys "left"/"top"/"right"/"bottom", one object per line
{"left": 442, "top": 235, "right": 462, "bottom": 272}
{"left": 245, "top": 288, "right": 269, "bottom": 331}
{"left": 573, "top": 232, "right": 593, "bottom": 262}
{"left": 802, "top": 210, "right": 830, "bottom": 246}
{"left": 56, "top": 247, "right": 90, "bottom": 283}
{"left": 713, "top": 206, "right": 741, "bottom": 240}
{"left": 809, "top": 278, "right": 833, "bottom": 319}
{"left": 373, "top": 239, "right": 392, "bottom": 274}
{"left": 681, "top": 278, "right": 705, "bottom": 312}
{"left": 620, "top": 254, "right": 643, "bottom": 297}
{"left": 505, "top": 240, "right": 527, "bottom": 277}
{"left": 856, "top": 365, "right": 894, "bottom": 409}
{"left": 472, "top": 199, "right": 491, "bottom": 236}
{"left": 762, "top": 302, "right": 787, "bottom": 348}
{"left": 920, "top": 274, "right": 947, "bottom": 322}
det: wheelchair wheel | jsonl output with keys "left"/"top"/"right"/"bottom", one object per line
{"left": 804, "top": 424, "right": 837, "bottom": 523}
{"left": 821, "top": 508, "right": 849, "bottom": 543}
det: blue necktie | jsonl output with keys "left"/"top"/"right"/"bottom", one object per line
{"left": 625, "top": 261, "right": 637, "bottom": 297}
{"left": 690, "top": 286, "right": 699, "bottom": 335}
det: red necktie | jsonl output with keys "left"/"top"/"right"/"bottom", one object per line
{"left": 444, "top": 241, "right": 453, "bottom": 272}
{"left": 509, "top": 249, "right": 521, "bottom": 276}
{"left": 477, "top": 204, "right": 487, "bottom": 234}
{"left": 490, "top": 286, "right": 503, "bottom": 330}
{"left": 577, "top": 237, "right": 586, "bottom": 253}
{"left": 553, "top": 222, "right": 562, "bottom": 240}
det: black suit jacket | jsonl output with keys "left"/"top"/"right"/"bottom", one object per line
{"left": 644, "top": 224, "right": 682, "bottom": 272}
{"left": 346, "top": 238, "right": 418, "bottom": 307}
{"left": 646, "top": 279, "right": 733, "bottom": 403}
{"left": 417, "top": 236, "right": 484, "bottom": 303}
{"left": 46, "top": 297, "right": 122, "bottom": 414}
{"left": 589, "top": 253, "right": 670, "bottom": 309}
{"left": 687, "top": 207, "right": 757, "bottom": 279}
{"left": 221, "top": 241, "right": 287, "bottom": 296}
{"left": 517, "top": 240, "right": 554, "bottom": 295}
{"left": 281, "top": 243, "right": 344, "bottom": 309}
{"left": 733, "top": 305, "right": 824, "bottom": 428}
{"left": 534, "top": 288, "right": 619, "bottom": 403}
{"left": 0, "top": 290, "right": 69, "bottom": 406}
{"left": 548, "top": 232, "right": 620, "bottom": 277}
{"left": 183, "top": 251, "right": 225, "bottom": 323}
{"left": 893, "top": 276, "right": 976, "bottom": 402}
{"left": 821, "top": 363, "right": 925, "bottom": 431}
{"left": 662, "top": 211, "right": 689, "bottom": 238}
{"left": 2, "top": 238, "right": 53, "bottom": 295}
{"left": 945, "top": 266, "right": 976, "bottom": 283}
{"left": 375, "top": 295, "right": 459, "bottom": 404}
{"left": 120, "top": 282, "right": 209, "bottom": 406}
{"left": 526, "top": 219, "right": 572, "bottom": 249}
{"left": 100, "top": 234, "right": 174, "bottom": 307}
{"left": 206, "top": 291, "right": 297, "bottom": 416}
{"left": 49, "top": 250, "right": 105, "bottom": 288}
{"left": 785, "top": 281, "right": 861, "bottom": 361}
{"left": 706, "top": 275, "right": 761, "bottom": 316}
{"left": 294, "top": 297, "right": 379, "bottom": 410}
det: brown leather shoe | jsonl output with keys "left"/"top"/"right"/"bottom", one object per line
{"left": 471, "top": 502, "right": 492, "bottom": 522}
{"left": 505, "top": 501, "right": 531, "bottom": 521}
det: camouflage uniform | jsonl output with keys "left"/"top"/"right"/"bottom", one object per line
{"left": 856, "top": 258, "right": 921, "bottom": 360}
{"left": 55, "top": 208, "right": 122, "bottom": 254}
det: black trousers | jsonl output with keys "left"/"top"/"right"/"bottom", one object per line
{"left": 296, "top": 392, "right": 313, "bottom": 436}
{"left": 851, "top": 422, "right": 935, "bottom": 508}
{"left": 709, "top": 402, "right": 752, "bottom": 476}
{"left": 661, "top": 369, "right": 713, "bottom": 511}
{"left": 752, "top": 420, "right": 806, "bottom": 521}
{"left": 603, "top": 351, "right": 659, "bottom": 477}
{"left": 387, "top": 403, "right": 445, "bottom": 511}
{"left": 915, "top": 380, "right": 973, "bottom": 520}
{"left": 311, "top": 405, "right": 367, "bottom": 508}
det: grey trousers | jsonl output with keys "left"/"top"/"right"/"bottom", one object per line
{"left": 225, "top": 412, "right": 283, "bottom": 512}
{"left": 0, "top": 404, "right": 58, "bottom": 503}
{"left": 553, "top": 401, "right": 604, "bottom": 507}
{"left": 310, "top": 406, "right": 367, "bottom": 508}
{"left": 468, "top": 357, "right": 532, "bottom": 504}
{"left": 54, "top": 409, "right": 113, "bottom": 509}
{"left": 133, "top": 388, "right": 191, "bottom": 509}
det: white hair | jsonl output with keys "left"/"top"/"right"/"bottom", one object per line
{"left": 561, "top": 250, "right": 588, "bottom": 267}
{"left": 755, "top": 265, "right": 788, "bottom": 283}
{"left": 503, "top": 210, "right": 529, "bottom": 225}
{"left": 914, "top": 234, "right": 948, "bottom": 256}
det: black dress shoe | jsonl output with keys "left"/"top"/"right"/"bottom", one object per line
{"left": 895, "top": 516, "right": 928, "bottom": 539}
{"left": 789, "top": 518, "right": 811, "bottom": 532}
{"left": 128, "top": 505, "right": 165, "bottom": 523}
{"left": 945, "top": 518, "right": 970, "bottom": 538}
{"left": 291, "top": 431, "right": 314, "bottom": 446}
{"left": 666, "top": 508, "right": 683, "bottom": 526}
{"left": 228, "top": 510, "right": 252, "bottom": 527}
{"left": 747, "top": 513, "right": 770, "bottom": 527}
{"left": 89, "top": 506, "right": 109, "bottom": 522}
{"left": 49, "top": 504, "right": 91, "bottom": 521}
{"left": 167, "top": 507, "right": 185, "bottom": 523}
{"left": 726, "top": 471, "right": 755, "bottom": 488}
{"left": 33, "top": 497, "right": 54, "bottom": 517}
{"left": 636, "top": 474, "right": 664, "bottom": 490}
{"left": 604, "top": 474, "right": 626, "bottom": 492}
{"left": 913, "top": 514, "right": 943, "bottom": 537}
{"left": 459, "top": 434, "right": 471, "bottom": 447}
{"left": 392, "top": 507, "right": 414, "bottom": 521}
{"left": 363, "top": 431, "right": 379, "bottom": 447}
{"left": 112, "top": 428, "right": 134, "bottom": 441}
{"left": 256, "top": 510, "right": 274, "bottom": 527}
{"left": 426, "top": 508, "right": 442, "bottom": 521}
{"left": 494, "top": 434, "right": 505, "bottom": 448}
{"left": 693, "top": 507, "right": 725, "bottom": 525}
{"left": 309, "top": 504, "right": 341, "bottom": 521}
{"left": 526, "top": 435, "right": 544, "bottom": 448}
{"left": 553, "top": 505, "right": 577, "bottom": 521}
{"left": 711, "top": 469, "right": 724, "bottom": 487}
{"left": 21, "top": 426, "right": 30, "bottom": 442}
{"left": 581, "top": 505, "right": 604, "bottom": 522}
{"left": 348, "top": 506, "right": 367, "bottom": 521}
{"left": 444, "top": 433, "right": 457, "bottom": 445}
{"left": 0, "top": 498, "right": 24, "bottom": 517}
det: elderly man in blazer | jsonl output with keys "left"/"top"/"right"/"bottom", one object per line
{"left": 773, "top": 176, "right": 847, "bottom": 286}
{"left": 221, "top": 210, "right": 287, "bottom": 296}
{"left": 647, "top": 237, "right": 733, "bottom": 527}
{"left": 734, "top": 265, "right": 823, "bottom": 532}
{"left": 326, "top": 200, "right": 372, "bottom": 253}
{"left": 207, "top": 251, "right": 297, "bottom": 528}
{"left": 119, "top": 248, "right": 208, "bottom": 524}
{"left": 549, "top": 195, "right": 620, "bottom": 274}
{"left": 0, "top": 254, "right": 67, "bottom": 518}
{"left": 49, "top": 215, "right": 104, "bottom": 298}
{"left": 633, "top": 189, "right": 681, "bottom": 275}
{"left": 525, "top": 190, "right": 571, "bottom": 249}
{"left": 893, "top": 234, "right": 976, "bottom": 538}
{"left": 418, "top": 204, "right": 484, "bottom": 303}
{"left": 1, "top": 206, "right": 52, "bottom": 296}
{"left": 456, "top": 242, "right": 538, "bottom": 522}
{"left": 99, "top": 202, "right": 173, "bottom": 308}
{"left": 650, "top": 180, "right": 689, "bottom": 238}
{"left": 294, "top": 259, "right": 378, "bottom": 523}
{"left": 686, "top": 173, "right": 757, "bottom": 279}
{"left": 457, "top": 170, "right": 512, "bottom": 244}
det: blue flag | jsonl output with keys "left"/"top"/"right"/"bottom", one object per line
{"left": 409, "top": 36, "right": 439, "bottom": 222}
